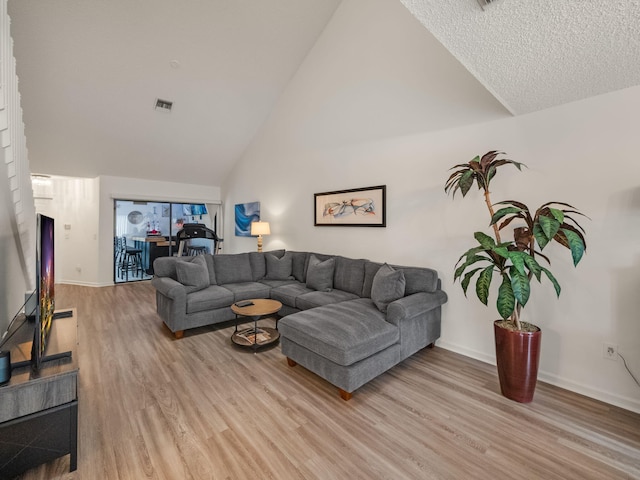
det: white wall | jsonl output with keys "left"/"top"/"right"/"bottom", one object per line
{"left": 97, "top": 176, "right": 221, "bottom": 286}
{"left": 34, "top": 176, "right": 100, "bottom": 286}
{"left": 36, "top": 175, "right": 221, "bottom": 287}
{"left": 1, "top": 0, "right": 35, "bottom": 336}
{"left": 223, "top": 0, "right": 640, "bottom": 412}
{"left": 0, "top": 165, "right": 33, "bottom": 335}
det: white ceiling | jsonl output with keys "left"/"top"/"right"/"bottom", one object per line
{"left": 8, "top": 0, "right": 342, "bottom": 184}
{"left": 8, "top": 0, "right": 640, "bottom": 185}
{"left": 401, "top": 0, "right": 640, "bottom": 115}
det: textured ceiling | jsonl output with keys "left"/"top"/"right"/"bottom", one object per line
{"left": 400, "top": 0, "right": 640, "bottom": 115}
{"left": 7, "top": 0, "right": 640, "bottom": 185}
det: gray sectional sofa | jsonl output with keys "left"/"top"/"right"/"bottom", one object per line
{"left": 151, "top": 250, "right": 447, "bottom": 399}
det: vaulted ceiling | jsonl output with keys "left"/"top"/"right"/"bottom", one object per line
{"left": 8, "top": 0, "right": 640, "bottom": 185}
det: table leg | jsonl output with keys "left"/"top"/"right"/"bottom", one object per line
{"left": 253, "top": 316, "right": 258, "bottom": 352}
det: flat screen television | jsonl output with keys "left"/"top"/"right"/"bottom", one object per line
{"left": 190, "top": 204, "right": 208, "bottom": 216}
{"left": 32, "top": 213, "right": 55, "bottom": 370}
{"left": 182, "top": 203, "right": 207, "bottom": 216}
{"left": 0, "top": 214, "right": 71, "bottom": 375}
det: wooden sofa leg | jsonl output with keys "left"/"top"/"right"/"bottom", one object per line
{"left": 338, "top": 389, "right": 353, "bottom": 401}
{"left": 286, "top": 357, "right": 297, "bottom": 367}
{"left": 427, "top": 342, "right": 435, "bottom": 349}
{"left": 174, "top": 330, "right": 184, "bottom": 339}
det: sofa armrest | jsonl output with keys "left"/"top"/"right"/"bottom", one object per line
{"left": 386, "top": 290, "right": 448, "bottom": 326}
{"left": 151, "top": 276, "right": 187, "bottom": 333}
{"left": 151, "top": 276, "right": 186, "bottom": 301}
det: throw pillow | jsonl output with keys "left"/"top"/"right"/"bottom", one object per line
{"left": 213, "top": 253, "right": 253, "bottom": 284}
{"left": 306, "top": 255, "right": 335, "bottom": 292}
{"left": 265, "top": 252, "right": 294, "bottom": 280}
{"left": 371, "top": 263, "right": 406, "bottom": 313}
{"left": 176, "top": 255, "right": 210, "bottom": 293}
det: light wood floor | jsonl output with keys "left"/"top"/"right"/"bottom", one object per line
{"left": 16, "top": 282, "right": 640, "bottom": 480}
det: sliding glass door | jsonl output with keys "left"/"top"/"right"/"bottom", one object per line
{"left": 113, "top": 199, "right": 218, "bottom": 283}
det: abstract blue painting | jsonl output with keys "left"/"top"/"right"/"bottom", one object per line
{"left": 235, "top": 202, "right": 260, "bottom": 237}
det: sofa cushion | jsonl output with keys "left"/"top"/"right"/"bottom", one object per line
{"left": 153, "top": 256, "right": 194, "bottom": 281}
{"left": 288, "top": 251, "right": 309, "bottom": 282}
{"left": 334, "top": 256, "right": 366, "bottom": 296}
{"left": 221, "top": 282, "right": 271, "bottom": 301}
{"left": 271, "top": 282, "right": 314, "bottom": 309}
{"left": 265, "top": 252, "right": 294, "bottom": 280}
{"left": 186, "top": 285, "right": 235, "bottom": 314}
{"left": 278, "top": 298, "right": 399, "bottom": 366}
{"left": 364, "top": 262, "right": 439, "bottom": 296}
{"left": 362, "top": 261, "right": 382, "bottom": 298}
{"left": 175, "top": 255, "right": 210, "bottom": 293}
{"left": 259, "top": 278, "right": 299, "bottom": 289}
{"left": 390, "top": 265, "right": 439, "bottom": 294}
{"left": 203, "top": 254, "right": 217, "bottom": 285}
{"left": 296, "top": 289, "right": 359, "bottom": 310}
{"left": 306, "top": 255, "right": 335, "bottom": 292}
{"left": 248, "top": 252, "right": 266, "bottom": 281}
{"left": 371, "top": 263, "right": 406, "bottom": 313}
{"left": 213, "top": 253, "right": 253, "bottom": 284}
{"left": 248, "top": 249, "right": 285, "bottom": 281}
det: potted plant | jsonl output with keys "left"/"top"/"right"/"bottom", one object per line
{"left": 445, "top": 151, "right": 587, "bottom": 402}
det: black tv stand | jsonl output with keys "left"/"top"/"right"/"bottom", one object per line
{"left": 8, "top": 310, "right": 74, "bottom": 369}
{"left": 0, "top": 309, "right": 78, "bottom": 477}
{"left": 25, "top": 308, "right": 73, "bottom": 323}
{"left": 10, "top": 350, "right": 72, "bottom": 370}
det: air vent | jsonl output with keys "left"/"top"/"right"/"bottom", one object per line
{"left": 154, "top": 98, "right": 173, "bottom": 112}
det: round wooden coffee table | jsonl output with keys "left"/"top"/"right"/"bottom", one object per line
{"left": 230, "top": 299, "right": 282, "bottom": 351}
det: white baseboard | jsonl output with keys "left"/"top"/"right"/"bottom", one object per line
{"left": 57, "top": 280, "right": 113, "bottom": 287}
{"left": 437, "top": 340, "right": 495, "bottom": 365}
{"left": 536, "top": 372, "right": 640, "bottom": 414}
{"left": 437, "top": 340, "right": 640, "bottom": 415}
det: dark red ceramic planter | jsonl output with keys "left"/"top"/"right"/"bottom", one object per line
{"left": 494, "top": 320, "right": 542, "bottom": 403}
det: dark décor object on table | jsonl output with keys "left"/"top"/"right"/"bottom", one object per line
{"left": 445, "top": 150, "right": 588, "bottom": 402}
{"left": 314, "top": 185, "right": 386, "bottom": 227}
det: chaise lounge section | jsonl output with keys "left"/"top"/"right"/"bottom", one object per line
{"left": 151, "top": 250, "right": 447, "bottom": 398}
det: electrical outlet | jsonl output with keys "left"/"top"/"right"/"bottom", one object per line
{"left": 603, "top": 343, "right": 618, "bottom": 361}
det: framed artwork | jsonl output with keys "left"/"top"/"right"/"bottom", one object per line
{"left": 314, "top": 185, "right": 386, "bottom": 227}
{"left": 235, "top": 201, "right": 260, "bottom": 236}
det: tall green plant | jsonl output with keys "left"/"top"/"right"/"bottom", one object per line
{"left": 490, "top": 200, "right": 587, "bottom": 266}
{"left": 446, "top": 151, "right": 587, "bottom": 330}
{"left": 444, "top": 150, "right": 525, "bottom": 243}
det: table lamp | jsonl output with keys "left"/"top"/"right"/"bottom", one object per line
{"left": 250, "top": 221, "right": 270, "bottom": 252}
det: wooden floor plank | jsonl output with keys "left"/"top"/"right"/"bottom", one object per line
{"left": 14, "top": 282, "right": 640, "bottom": 480}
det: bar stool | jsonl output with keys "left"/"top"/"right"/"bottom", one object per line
{"left": 186, "top": 245, "right": 207, "bottom": 256}
{"left": 116, "top": 237, "right": 143, "bottom": 280}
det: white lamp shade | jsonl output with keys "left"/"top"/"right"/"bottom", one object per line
{"left": 250, "top": 221, "right": 270, "bottom": 236}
